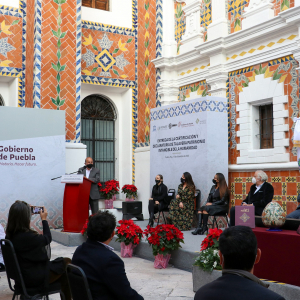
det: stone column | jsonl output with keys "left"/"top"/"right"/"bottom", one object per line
{"left": 207, "top": 0, "right": 228, "bottom": 41}
{"left": 180, "top": 0, "right": 203, "bottom": 54}
{"left": 33, "top": 0, "right": 81, "bottom": 142}
{"left": 242, "top": 0, "right": 274, "bottom": 30}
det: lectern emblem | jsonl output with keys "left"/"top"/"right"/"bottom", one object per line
{"left": 240, "top": 213, "right": 250, "bottom": 223}
{"left": 196, "top": 118, "right": 199, "bottom": 124}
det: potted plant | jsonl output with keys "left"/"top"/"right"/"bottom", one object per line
{"left": 121, "top": 184, "right": 138, "bottom": 201}
{"left": 100, "top": 180, "right": 119, "bottom": 209}
{"left": 144, "top": 224, "right": 184, "bottom": 269}
{"left": 193, "top": 228, "right": 223, "bottom": 292}
{"left": 115, "top": 220, "right": 143, "bottom": 258}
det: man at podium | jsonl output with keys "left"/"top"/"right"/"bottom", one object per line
{"left": 78, "top": 157, "right": 100, "bottom": 214}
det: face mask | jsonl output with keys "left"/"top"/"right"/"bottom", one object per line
{"left": 181, "top": 178, "right": 185, "bottom": 183}
{"left": 252, "top": 177, "right": 257, "bottom": 184}
{"left": 86, "top": 164, "right": 93, "bottom": 169}
{"left": 155, "top": 180, "right": 160, "bottom": 185}
{"left": 212, "top": 179, "right": 217, "bottom": 184}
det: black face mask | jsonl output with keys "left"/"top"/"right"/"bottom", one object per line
{"left": 212, "top": 179, "right": 217, "bottom": 184}
{"left": 181, "top": 178, "right": 185, "bottom": 183}
{"left": 86, "top": 164, "right": 93, "bottom": 169}
{"left": 155, "top": 180, "right": 160, "bottom": 185}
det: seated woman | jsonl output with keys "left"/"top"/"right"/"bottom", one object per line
{"left": 148, "top": 174, "right": 168, "bottom": 227}
{"left": 169, "top": 172, "right": 195, "bottom": 231}
{"left": 192, "top": 173, "right": 229, "bottom": 235}
{"left": 5, "top": 201, "right": 71, "bottom": 299}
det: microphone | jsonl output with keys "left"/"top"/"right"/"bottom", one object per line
{"left": 83, "top": 165, "right": 87, "bottom": 169}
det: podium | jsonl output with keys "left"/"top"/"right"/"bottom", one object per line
{"left": 62, "top": 176, "right": 93, "bottom": 233}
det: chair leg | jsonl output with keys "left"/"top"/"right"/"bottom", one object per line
{"left": 225, "top": 215, "right": 229, "bottom": 228}
{"left": 156, "top": 211, "right": 161, "bottom": 226}
{"left": 215, "top": 216, "right": 219, "bottom": 229}
{"left": 162, "top": 211, "right": 167, "bottom": 224}
{"left": 60, "top": 291, "right": 65, "bottom": 300}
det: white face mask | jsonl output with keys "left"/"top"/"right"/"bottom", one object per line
{"left": 252, "top": 177, "right": 257, "bottom": 184}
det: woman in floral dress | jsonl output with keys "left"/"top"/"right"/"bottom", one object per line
{"left": 169, "top": 172, "right": 195, "bottom": 231}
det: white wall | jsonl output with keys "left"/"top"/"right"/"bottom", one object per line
{"left": 65, "top": 142, "right": 87, "bottom": 174}
{"left": 134, "top": 146, "right": 151, "bottom": 219}
{"left": 80, "top": 84, "right": 132, "bottom": 202}
{"left": 0, "top": 77, "right": 19, "bottom": 107}
{"left": 0, "top": 0, "right": 19, "bottom": 8}
{"left": 82, "top": 0, "right": 132, "bottom": 29}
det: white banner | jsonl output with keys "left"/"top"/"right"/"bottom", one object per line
{"left": 150, "top": 97, "right": 228, "bottom": 204}
{"left": 0, "top": 135, "right": 65, "bottom": 230}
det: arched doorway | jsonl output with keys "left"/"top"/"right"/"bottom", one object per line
{"left": 0, "top": 95, "right": 4, "bottom": 106}
{"left": 81, "top": 94, "right": 116, "bottom": 185}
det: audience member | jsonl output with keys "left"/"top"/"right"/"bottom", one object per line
{"left": 230, "top": 170, "right": 274, "bottom": 226}
{"left": 286, "top": 194, "right": 300, "bottom": 219}
{"left": 194, "top": 226, "right": 285, "bottom": 300}
{"left": 0, "top": 223, "right": 5, "bottom": 271}
{"left": 169, "top": 172, "right": 195, "bottom": 231}
{"left": 192, "top": 173, "right": 229, "bottom": 235}
{"left": 148, "top": 174, "right": 168, "bottom": 227}
{"left": 5, "top": 201, "right": 71, "bottom": 299}
{"left": 72, "top": 211, "right": 143, "bottom": 300}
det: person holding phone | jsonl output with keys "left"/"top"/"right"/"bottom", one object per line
{"left": 5, "top": 201, "right": 71, "bottom": 299}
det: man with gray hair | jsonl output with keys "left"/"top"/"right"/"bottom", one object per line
{"left": 230, "top": 170, "right": 274, "bottom": 226}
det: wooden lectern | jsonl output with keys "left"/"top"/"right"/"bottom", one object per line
{"left": 62, "top": 176, "right": 93, "bottom": 233}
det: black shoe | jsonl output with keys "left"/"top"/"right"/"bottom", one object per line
{"left": 200, "top": 226, "right": 208, "bottom": 235}
{"left": 0, "top": 263, "right": 5, "bottom": 272}
{"left": 148, "top": 219, "right": 154, "bottom": 227}
{"left": 192, "top": 214, "right": 203, "bottom": 235}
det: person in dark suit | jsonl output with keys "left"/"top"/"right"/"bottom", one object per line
{"left": 230, "top": 170, "right": 274, "bottom": 226}
{"left": 192, "top": 173, "right": 229, "bottom": 235}
{"left": 194, "top": 226, "right": 285, "bottom": 300}
{"left": 286, "top": 194, "right": 300, "bottom": 219}
{"left": 5, "top": 201, "right": 71, "bottom": 300}
{"left": 72, "top": 211, "right": 143, "bottom": 300}
{"left": 148, "top": 174, "right": 168, "bottom": 227}
{"left": 78, "top": 157, "right": 100, "bottom": 214}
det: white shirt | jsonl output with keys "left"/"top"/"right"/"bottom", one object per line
{"left": 254, "top": 182, "right": 265, "bottom": 194}
{"left": 86, "top": 168, "right": 91, "bottom": 179}
{"left": 98, "top": 241, "right": 114, "bottom": 251}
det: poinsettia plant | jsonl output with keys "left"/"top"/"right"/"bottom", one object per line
{"left": 115, "top": 220, "right": 143, "bottom": 245}
{"left": 144, "top": 224, "right": 184, "bottom": 256}
{"left": 100, "top": 180, "right": 119, "bottom": 200}
{"left": 97, "top": 182, "right": 102, "bottom": 191}
{"left": 80, "top": 214, "right": 95, "bottom": 236}
{"left": 121, "top": 184, "right": 138, "bottom": 199}
{"left": 194, "top": 228, "right": 223, "bottom": 272}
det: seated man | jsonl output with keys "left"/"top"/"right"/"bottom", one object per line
{"left": 286, "top": 194, "right": 300, "bottom": 219}
{"left": 230, "top": 170, "right": 274, "bottom": 226}
{"left": 72, "top": 211, "right": 143, "bottom": 300}
{"left": 194, "top": 226, "right": 285, "bottom": 300}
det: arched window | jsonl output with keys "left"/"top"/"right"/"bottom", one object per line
{"left": 81, "top": 94, "right": 116, "bottom": 185}
{"left": 0, "top": 95, "right": 4, "bottom": 106}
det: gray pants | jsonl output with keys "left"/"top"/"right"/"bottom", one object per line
{"left": 89, "top": 198, "right": 99, "bottom": 214}
{"left": 286, "top": 209, "right": 300, "bottom": 219}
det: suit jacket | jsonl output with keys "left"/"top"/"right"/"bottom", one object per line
{"left": 206, "top": 186, "right": 229, "bottom": 215}
{"left": 194, "top": 273, "right": 284, "bottom": 300}
{"left": 78, "top": 167, "right": 100, "bottom": 199}
{"left": 151, "top": 183, "right": 168, "bottom": 205}
{"left": 72, "top": 239, "right": 143, "bottom": 300}
{"left": 243, "top": 182, "right": 274, "bottom": 215}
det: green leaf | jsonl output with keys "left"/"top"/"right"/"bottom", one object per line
{"left": 11, "top": 20, "right": 20, "bottom": 26}
{"left": 113, "top": 69, "right": 120, "bottom": 76}
{"left": 52, "top": 29, "right": 59, "bottom": 38}
{"left": 145, "top": 97, "right": 149, "bottom": 105}
{"left": 254, "top": 69, "right": 259, "bottom": 75}
{"left": 51, "top": 97, "right": 56, "bottom": 105}
{"left": 51, "top": 63, "right": 58, "bottom": 72}
{"left": 56, "top": 96, "right": 60, "bottom": 105}
{"left": 92, "top": 44, "right": 98, "bottom": 51}
{"left": 57, "top": 61, "right": 61, "bottom": 70}
{"left": 60, "top": 32, "right": 66, "bottom": 39}
{"left": 145, "top": 40, "right": 149, "bottom": 48}
{"left": 145, "top": 59, "right": 149, "bottom": 67}
{"left": 127, "top": 38, "right": 133, "bottom": 43}
{"left": 58, "top": 16, "right": 62, "bottom": 26}
{"left": 113, "top": 48, "right": 119, "bottom": 54}
{"left": 57, "top": 49, "right": 61, "bottom": 60}
{"left": 58, "top": 5, "right": 62, "bottom": 15}
{"left": 92, "top": 67, "right": 98, "bottom": 73}
{"left": 57, "top": 28, "right": 61, "bottom": 37}
{"left": 60, "top": 65, "right": 66, "bottom": 72}
{"left": 56, "top": 73, "right": 61, "bottom": 82}
{"left": 242, "top": 82, "right": 248, "bottom": 87}
{"left": 259, "top": 64, "right": 263, "bottom": 74}
{"left": 58, "top": 99, "right": 65, "bottom": 106}
{"left": 145, "top": 22, "right": 149, "bottom": 29}
{"left": 261, "top": 66, "right": 267, "bottom": 74}
{"left": 58, "top": 0, "right": 67, "bottom": 5}
{"left": 54, "top": 0, "right": 59, "bottom": 4}
{"left": 202, "top": 89, "right": 207, "bottom": 97}
{"left": 57, "top": 39, "right": 61, "bottom": 49}
{"left": 177, "top": 44, "right": 180, "bottom": 54}
{"left": 145, "top": 78, "right": 149, "bottom": 86}
{"left": 56, "top": 84, "right": 61, "bottom": 94}
{"left": 272, "top": 69, "right": 282, "bottom": 81}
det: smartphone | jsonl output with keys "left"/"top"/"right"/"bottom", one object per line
{"left": 30, "top": 206, "right": 44, "bottom": 214}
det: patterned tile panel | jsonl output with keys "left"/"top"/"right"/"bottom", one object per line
{"left": 178, "top": 80, "right": 210, "bottom": 101}
{"left": 200, "top": 0, "right": 211, "bottom": 42}
{"left": 228, "top": 55, "right": 298, "bottom": 164}
{"left": 174, "top": 1, "right": 186, "bottom": 54}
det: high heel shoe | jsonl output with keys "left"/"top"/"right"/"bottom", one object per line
{"left": 192, "top": 214, "right": 202, "bottom": 235}
{"left": 200, "top": 225, "right": 208, "bottom": 235}
{"left": 148, "top": 213, "right": 154, "bottom": 227}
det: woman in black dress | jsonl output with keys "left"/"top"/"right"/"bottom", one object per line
{"left": 6, "top": 201, "right": 71, "bottom": 299}
{"left": 148, "top": 174, "right": 168, "bottom": 226}
{"left": 192, "top": 173, "right": 229, "bottom": 235}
